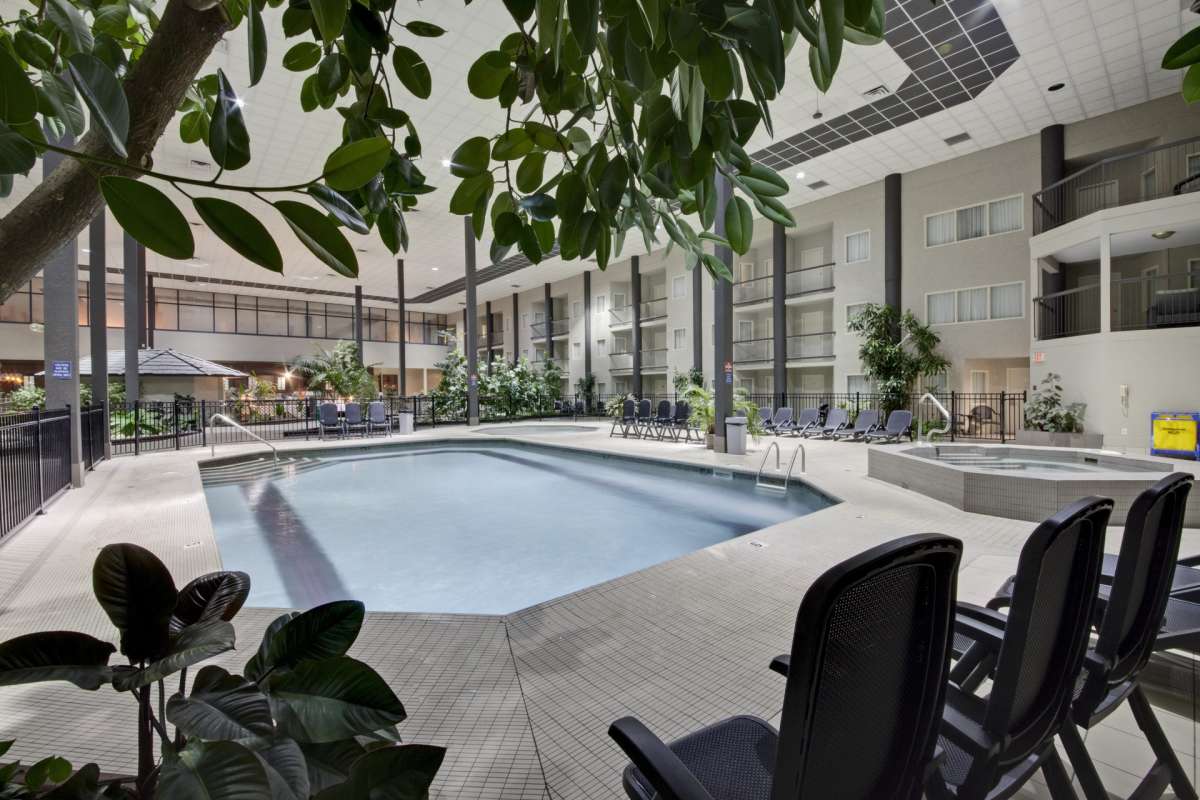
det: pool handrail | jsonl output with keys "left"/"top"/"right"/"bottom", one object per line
{"left": 919, "top": 392, "right": 952, "bottom": 444}
{"left": 209, "top": 413, "right": 279, "bottom": 463}
{"left": 756, "top": 441, "right": 805, "bottom": 492}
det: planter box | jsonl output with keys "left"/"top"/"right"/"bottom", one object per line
{"left": 1015, "top": 430, "right": 1104, "bottom": 449}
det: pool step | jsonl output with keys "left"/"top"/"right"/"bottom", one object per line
{"left": 200, "top": 456, "right": 325, "bottom": 486}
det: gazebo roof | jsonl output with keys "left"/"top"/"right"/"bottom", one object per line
{"left": 39, "top": 349, "right": 247, "bottom": 378}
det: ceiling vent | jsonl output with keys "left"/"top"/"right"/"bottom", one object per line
{"left": 807, "top": 180, "right": 829, "bottom": 190}
{"left": 944, "top": 132, "right": 972, "bottom": 146}
{"left": 862, "top": 84, "right": 890, "bottom": 98}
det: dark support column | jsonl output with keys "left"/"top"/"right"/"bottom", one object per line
{"left": 543, "top": 283, "right": 553, "bottom": 358}
{"left": 1040, "top": 125, "right": 1066, "bottom": 296}
{"left": 123, "top": 233, "right": 140, "bottom": 402}
{"left": 884, "top": 172, "right": 902, "bottom": 338}
{"left": 464, "top": 217, "right": 479, "bottom": 425}
{"left": 712, "top": 176, "right": 734, "bottom": 452}
{"left": 42, "top": 130, "right": 83, "bottom": 486}
{"left": 772, "top": 223, "right": 787, "bottom": 405}
{"left": 631, "top": 256, "right": 642, "bottom": 397}
{"left": 485, "top": 300, "right": 493, "bottom": 373}
{"left": 137, "top": 245, "right": 147, "bottom": 348}
{"left": 146, "top": 274, "right": 155, "bottom": 349}
{"left": 583, "top": 271, "right": 592, "bottom": 379}
{"left": 511, "top": 292, "right": 519, "bottom": 364}
{"left": 88, "top": 213, "right": 109, "bottom": 458}
{"left": 354, "top": 284, "right": 364, "bottom": 364}
{"left": 692, "top": 257, "right": 703, "bottom": 375}
{"left": 396, "top": 259, "right": 406, "bottom": 395}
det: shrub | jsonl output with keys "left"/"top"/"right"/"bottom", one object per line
{"left": 1024, "top": 373, "right": 1086, "bottom": 433}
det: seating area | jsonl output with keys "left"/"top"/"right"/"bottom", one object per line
{"left": 318, "top": 401, "right": 395, "bottom": 439}
{"left": 758, "top": 404, "right": 916, "bottom": 443}
{"left": 609, "top": 398, "right": 699, "bottom": 442}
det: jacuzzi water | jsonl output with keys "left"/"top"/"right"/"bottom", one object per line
{"left": 201, "top": 442, "right": 832, "bottom": 614}
{"left": 909, "top": 446, "right": 1166, "bottom": 474}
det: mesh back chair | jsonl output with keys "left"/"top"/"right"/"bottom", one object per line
{"left": 650, "top": 400, "right": 673, "bottom": 440}
{"left": 959, "top": 475, "right": 1195, "bottom": 800}
{"left": 864, "top": 410, "right": 913, "bottom": 443}
{"left": 609, "top": 534, "right": 963, "bottom": 800}
{"left": 758, "top": 406, "right": 775, "bottom": 433}
{"left": 318, "top": 403, "right": 343, "bottom": 439}
{"left": 634, "top": 399, "right": 653, "bottom": 438}
{"left": 343, "top": 402, "right": 366, "bottom": 436}
{"left": 813, "top": 407, "right": 848, "bottom": 439}
{"left": 365, "top": 401, "right": 389, "bottom": 436}
{"left": 671, "top": 401, "right": 695, "bottom": 442}
{"left": 768, "top": 407, "right": 794, "bottom": 436}
{"left": 790, "top": 408, "right": 819, "bottom": 437}
{"left": 930, "top": 496, "right": 1112, "bottom": 800}
{"left": 611, "top": 399, "right": 637, "bottom": 438}
{"left": 832, "top": 409, "right": 880, "bottom": 441}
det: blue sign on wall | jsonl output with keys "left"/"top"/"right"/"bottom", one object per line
{"left": 50, "top": 361, "right": 72, "bottom": 379}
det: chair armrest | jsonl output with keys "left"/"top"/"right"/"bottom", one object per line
{"left": 940, "top": 686, "right": 999, "bottom": 757}
{"left": 956, "top": 602, "right": 1009, "bottom": 628}
{"left": 1177, "top": 555, "right": 1200, "bottom": 568}
{"left": 608, "top": 717, "right": 716, "bottom": 800}
{"left": 769, "top": 654, "right": 790, "bottom": 677}
{"left": 954, "top": 615, "right": 1006, "bottom": 653}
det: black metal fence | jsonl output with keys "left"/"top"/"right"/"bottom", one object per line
{"left": 1, "top": 407, "right": 73, "bottom": 540}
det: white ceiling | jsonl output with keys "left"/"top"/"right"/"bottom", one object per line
{"left": 0, "top": 0, "right": 1192, "bottom": 312}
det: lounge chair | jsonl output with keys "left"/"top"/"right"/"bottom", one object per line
{"left": 610, "top": 399, "right": 637, "bottom": 438}
{"left": 610, "top": 533, "right": 962, "bottom": 800}
{"left": 365, "top": 401, "right": 389, "bottom": 436}
{"left": 343, "top": 402, "right": 367, "bottom": 436}
{"left": 633, "top": 399, "right": 653, "bottom": 438}
{"left": 318, "top": 402, "right": 343, "bottom": 439}
{"left": 788, "top": 407, "right": 820, "bottom": 437}
{"left": 811, "top": 406, "right": 848, "bottom": 438}
{"left": 864, "top": 409, "right": 914, "bottom": 443}
{"left": 957, "top": 474, "right": 1195, "bottom": 800}
{"left": 761, "top": 407, "right": 792, "bottom": 436}
{"left": 957, "top": 404, "right": 998, "bottom": 438}
{"left": 756, "top": 405, "right": 773, "bottom": 431}
{"left": 649, "top": 400, "right": 673, "bottom": 440}
{"left": 929, "top": 495, "right": 1111, "bottom": 800}
{"left": 831, "top": 409, "right": 880, "bottom": 440}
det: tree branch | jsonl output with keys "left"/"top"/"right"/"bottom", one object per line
{"left": 0, "top": 0, "right": 230, "bottom": 301}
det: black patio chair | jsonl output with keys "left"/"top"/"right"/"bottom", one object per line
{"left": 811, "top": 407, "right": 848, "bottom": 439}
{"left": 757, "top": 405, "right": 774, "bottom": 431}
{"left": 957, "top": 405, "right": 998, "bottom": 438}
{"left": 365, "top": 401, "right": 389, "bottom": 436}
{"left": 764, "top": 407, "right": 792, "bottom": 436}
{"left": 929, "top": 495, "right": 1112, "bottom": 800}
{"left": 958, "top": 474, "right": 1196, "bottom": 800}
{"left": 610, "top": 533, "right": 963, "bottom": 800}
{"left": 831, "top": 409, "right": 880, "bottom": 441}
{"left": 318, "top": 402, "right": 343, "bottom": 439}
{"left": 343, "top": 402, "right": 367, "bottom": 436}
{"left": 633, "top": 398, "right": 653, "bottom": 438}
{"left": 669, "top": 400, "right": 695, "bottom": 442}
{"left": 864, "top": 410, "right": 914, "bottom": 443}
{"left": 788, "top": 408, "right": 820, "bottom": 437}
{"left": 610, "top": 399, "right": 637, "bottom": 438}
{"left": 649, "top": 400, "right": 673, "bottom": 440}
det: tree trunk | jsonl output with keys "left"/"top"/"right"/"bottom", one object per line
{"left": 0, "top": 0, "right": 229, "bottom": 301}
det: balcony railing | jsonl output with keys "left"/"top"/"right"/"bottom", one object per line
{"left": 1033, "top": 284, "right": 1100, "bottom": 340}
{"left": 733, "top": 337, "right": 772, "bottom": 362}
{"left": 786, "top": 263, "right": 835, "bottom": 297}
{"left": 640, "top": 348, "right": 667, "bottom": 368}
{"left": 476, "top": 330, "right": 503, "bottom": 348}
{"left": 640, "top": 296, "right": 667, "bottom": 320}
{"left": 609, "top": 351, "right": 633, "bottom": 370}
{"left": 1033, "top": 135, "right": 1200, "bottom": 234}
{"left": 733, "top": 275, "right": 772, "bottom": 305}
{"left": 1112, "top": 269, "right": 1200, "bottom": 332}
{"left": 787, "top": 331, "right": 834, "bottom": 360}
{"left": 532, "top": 353, "right": 568, "bottom": 371}
{"left": 609, "top": 305, "right": 634, "bottom": 325}
{"left": 530, "top": 317, "right": 569, "bottom": 337}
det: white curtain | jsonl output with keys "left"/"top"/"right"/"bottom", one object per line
{"left": 926, "top": 211, "right": 955, "bottom": 246}
{"left": 987, "top": 196, "right": 1022, "bottom": 234}
{"left": 845, "top": 231, "right": 870, "bottom": 263}
{"left": 927, "top": 292, "right": 956, "bottom": 324}
{"left": 957, "top": 287, "right": 988, "bottom": 322}
{"left": 990, "top": 283, "right": 1023, "bottom": 319}
{"left": 956, "top": 205, "right": 987, "bottom": 241}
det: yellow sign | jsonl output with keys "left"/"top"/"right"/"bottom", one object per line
{"left": 1153, "top": 414, "right": 1198, "bottom": 456}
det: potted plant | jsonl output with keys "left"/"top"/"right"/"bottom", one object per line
{"left": 1017, "top": 372, "right": 1102, "bottom": 448}
{"left": 683, "top": 385, "right": 716, "bottom": 448}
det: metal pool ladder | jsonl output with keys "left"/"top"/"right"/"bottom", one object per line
{"left": 920, "top": 392, "right": 952, "bottom": 445}
{"left": 209, "top": 413, "right": 279, "bottom": 463}
{"left": 755, "top": 440, "right": 806, "bottom": 492}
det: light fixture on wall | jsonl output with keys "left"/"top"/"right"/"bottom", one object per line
{"left": 1151, "top": 230, "right": 1176, "bottom": 240}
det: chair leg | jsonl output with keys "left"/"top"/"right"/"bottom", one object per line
{"left": 1041, "top": 750, "right": 1080, "bottom": 800}
{"left": 1058, "top": 723, "right": 1110, "bottom": 800}
{"left": 1129, "top": 685, "right": 1198, "bottom": 800}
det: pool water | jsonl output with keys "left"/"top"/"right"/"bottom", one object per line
{"left": 202, "top": 442, "right": 831, "bottom": 614}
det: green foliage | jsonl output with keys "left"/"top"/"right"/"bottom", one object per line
{"left": 0, "top": 0, "right": 872, "bottom": 292}
{"left": 1024, "top": 372, "right": 1085, "bottom": 433}
{"left": 606, "top": 392, "right": 635, "bottom": 418}
{"left": 682, "top": 384, "right": 715, "bottom": 434}
{"left": 1164, "top": 24, "right": 1200, "bottom": 103}
{"left": 290, "top": 341, "right": 375, "bottom": 399}
{"left": 2, "top": 384, "right": 43, "bottom": 411}
{"left": 0, "top": 544, "right": 442, "bottom": 800}
{"left": 574, "top": 373, "right": 596, "bottom": 410}
{"left": 847, "top": 303, "right": 949, "bottom": 414}
{"left": 671, "top": 366, "right": 703, "bottom": 395}
{"left": 431, "top": 350, "right": 563, "bottom": 418}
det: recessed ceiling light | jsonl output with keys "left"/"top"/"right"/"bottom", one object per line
{"left": 1151, "top": 230, "right": 1176, "bottom": 240}
{"left": 795, "top": 171, "right": 806, "bottom": 180}
{"left": 431, "top": 267, "right": 439, "bottom": 271}
{"left": 440, "top": 158, "right": 451, "bottom": 168}
{"left": 81, "top": 248, "right": 90, "bottom": 254}
{"left": 1047, "top": 82, "right": 1065, "bottom": 92}
{"left": 233, "top": 97, "right": 246, "bottom": 109}
{"left": 295, "top": 276, "right": 320, "bottom": 281}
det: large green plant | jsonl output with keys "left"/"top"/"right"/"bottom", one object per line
{"left": 0, "top": 0, "right": 874, "bottom": 301}
{"left": 290, "top": 341, "right": 375, "bottom": 399}
{"left": 1024, "top": 372, "right": 1085, "bottom": 433}
{"left": 0, "top": 543, "right": 442, "bottom": 800}
{"left": 847, "top": 303, "right": 949, "bottom": 414}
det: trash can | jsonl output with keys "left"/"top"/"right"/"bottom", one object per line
{"left": 395, "top": 412, "right": 414, "bottom": 435}
{"left": 725, "top": 416, "right": 748, "bottom": 455}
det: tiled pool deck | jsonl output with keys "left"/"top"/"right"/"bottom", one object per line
{"left": 1, "top": 422, "right": 1197, "bottom": 799}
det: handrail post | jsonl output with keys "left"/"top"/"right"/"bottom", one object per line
{"left": 200, "top": 400, "right": 207, "bottom": 447}
{"left": 35, "top": 407, "right": 45, "bottom": 513}
{"left": 950, "top": 391, "right": 957, "bottom": 442}
{"left": 173, "top": 399, "right": 180, "bottom": 450}
{"left": 134, "top": 400, "right": 141, "bottom": 456}
{"left": 999, "top": 390, "right": 1007, "bottom": 443}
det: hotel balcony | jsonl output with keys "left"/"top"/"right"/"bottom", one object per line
{"left": 608, "top": 349, "right": 667, "bottom": 372}
{"left": 732, "top": 263, "right": 836, "bottom": 308}
{"left": 1034, "top": 269, "right": 1200, "bottom": 340}
{"left": 530, "top": 318, "right": 569, "bottom": 338}
{"left": 732, "top": 332, "right": 834, "bottom": 364}
{"left": 640, "top": 296, "right": 667, "bottom": 321}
